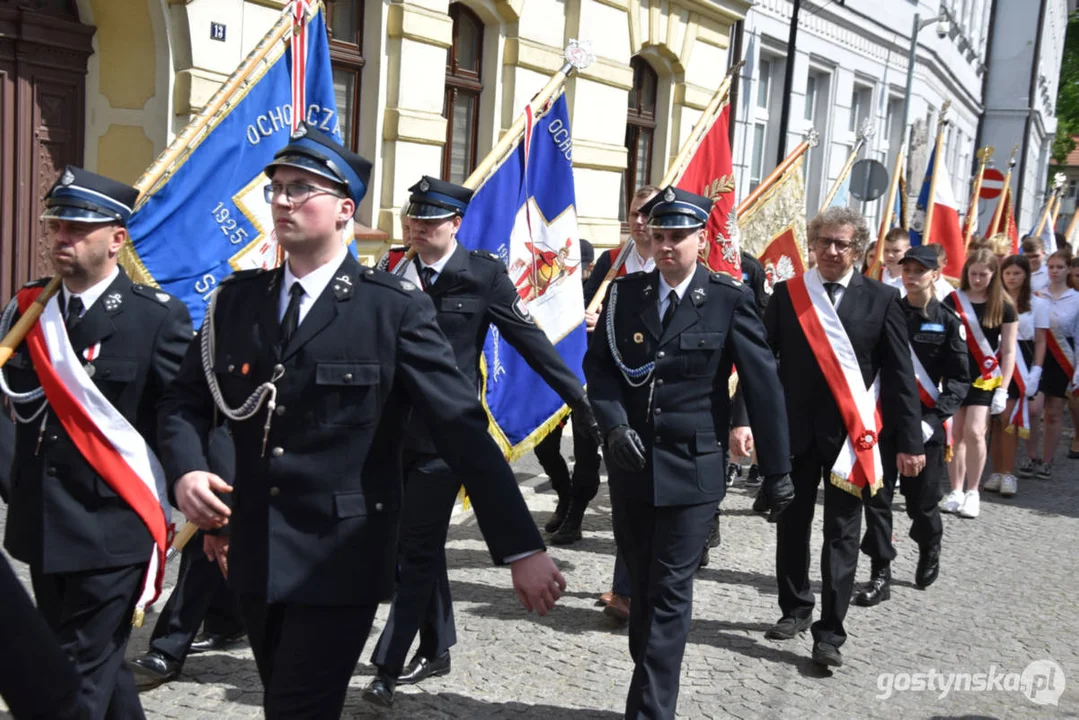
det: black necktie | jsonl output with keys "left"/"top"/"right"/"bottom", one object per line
{"left": 65, "top": 296, "right": 84, "bottom": 332}
{"left": 824, "top": 282, "right": 840, "bottom": 306}
{"left": 661, "top": 290, "right": 678, "bottom": 330}
{"left": 280, "top": 283, "right": 304, "bottom": 346}
{"left": 421, "top": 266, "right": 437, "bottom": 291}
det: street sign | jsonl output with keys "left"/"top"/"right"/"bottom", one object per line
{"left": 849, "top": 159, "right": 889, "bottom": 201}
{"left": 980, "top": 168, "right": 1005, "bottom": 199}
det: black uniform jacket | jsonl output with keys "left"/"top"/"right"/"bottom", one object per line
{"left": 157, "top": 254, "right": 543, "bottom": 606}
{"left": 764, "top": 271, "right": 924, "bottom": 461}
{"left": 405, "top": 243, "right": 585, "bottom": 453}
{"left": 904, "top": 297, "right": 970, "bottom": 441}
{"left": 585, "top": 264, "right": 791, "bottom": 507}
{"left": 3, "top": 269, "right": 193, "bottom": 572}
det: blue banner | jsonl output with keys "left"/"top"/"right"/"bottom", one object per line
{"left": 126, "top": 8, "right": 340, "bottom": 326}
{"left": 909, "top": 147, "right": 936, "bottom": 246}
{"left": 457, "top": 95, "right": 588, "bottom": 458}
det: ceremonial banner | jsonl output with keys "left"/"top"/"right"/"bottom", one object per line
{"left": 676, "top": 104, "right": 739, "bottom": 275}
{"left": 910, "top": 146, "right": 965, "bottom": 281}
{"left": 123, "top": 6, "right": 339, "bottom": 326}
{"left": 738, "top": 153, "right": 808, "bottom": 293}
{"left": 985, "top": 184, "right": 1019, "bottom": 256}
{"left": 457, "top": 95, "right": 587, "bottom": 458}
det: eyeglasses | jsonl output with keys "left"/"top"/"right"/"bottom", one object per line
{"left": 263, "top": 182, "right": 345, "bottom": 205}
{"left": 813, "top": 237, "right": 856, "bottom": 253}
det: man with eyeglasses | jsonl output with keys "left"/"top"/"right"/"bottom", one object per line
{"left": 159, "top": 123, "right": 568, "bottom": 718}
{"left": 761, "top": 206, "right": 923, "bottom": 668}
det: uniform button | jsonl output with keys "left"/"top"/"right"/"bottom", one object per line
{"left": 275, "top": 405, "right": 286, "bottom": 416}
{"left": 46, "top": 467, "right": 57, "bottom": 476}
{"left": 47, "top": 434, "right": 58, "bottom": 442}
{"left": 227, "top": 364, "right": 235, "bottom": 372}
{"left": 655, "top": 436, "right": 662, "bottom": 444}
{"left": 273, "top": 363, "right": 285, "bottom": 375}
{"left": 698, "top": 338, "right": 706, "bottom": 346}
{"left": 456, "top": 302, "right": 463, "bottom": 309}
{"left": 654, "top": 407, "right": 662, "bottom": 415}
{"left": 365, "top": 269, "right": 374, "bottom": 276}
{"left": 375, "top": 502, "right": 384, "bottom": 511}
{"left": 655, "top": 379, "right": 663, "bottom": 386}
{"left": 657, "top": 351, "right": 665, "bottom": 359}
{"left": 342, "top": 373, "right": 353, "bottom": 383}
{"left": 269, "top": 487, "right": 280, "bottom": 497}
{"left": 271, "top": 446, "right": 284, "bottom": 457}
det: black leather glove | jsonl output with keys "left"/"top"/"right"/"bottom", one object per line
{"left": 571, "top": 395, "right": 603, "bottom": 446}
{"left": 606, "top": 425, "right": 646, "bottom": 473}
{"left": 761, "top": 473, "right": 795, "bottom": 523}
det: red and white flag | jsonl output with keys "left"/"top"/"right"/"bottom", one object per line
{"left": 15, "top": 287, "right": 170, "bottom": 620}
{"left": 912, "top": 147, "right": 965, "bottom": 282}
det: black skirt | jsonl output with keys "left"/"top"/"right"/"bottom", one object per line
{"left": 1042, "top": 341, "right": 1072, "bottom": 399}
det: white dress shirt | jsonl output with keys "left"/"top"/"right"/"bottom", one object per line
{"left": 62, "top": 266, "right": 120, "bottom": 318}
{"left": 624, "top": 245, "right": 656, "bottom": 275}
{"left": 1031, "top": 266, "right": 1049, "bottom": 294}
{"left": 881, "top": 266, "right": 904, "bottom": 290}
{"left": 813, "top": 266, "right": 855, "bottom": 309}
{"left": 415, "top": 240, "right": 458, "bottom": 287}
{"left": 657, "top": 271, "right": 696, "bottom": 320}
{"left": 279, "top": 246, "right": 349, "bottom": 324}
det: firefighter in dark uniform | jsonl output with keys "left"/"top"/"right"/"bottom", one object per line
{"left": 1, "top": 167, "right": 194, "bottom": 719}
{"left": 159, "top": 124, "right": 566, "bottom": 720}
{"left": 584, "top": 186, "right": 794, "bottom": 720}
{"left": 855, "top": 246, "right": 969, "bottom": 605}
{"left": 363, "top": 176, "right": 600, "bottom": 708}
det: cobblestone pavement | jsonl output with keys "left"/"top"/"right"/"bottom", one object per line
{"left": 3, "top": 428, "right": 1079, "bottom": 719}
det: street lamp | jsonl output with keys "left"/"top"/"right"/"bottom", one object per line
{"left": 900, "top": 5, "right": 958, "bottom": 158}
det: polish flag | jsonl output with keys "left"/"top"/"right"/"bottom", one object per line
{"left": 911, "top": 147, "right": 965, "bottom": 281}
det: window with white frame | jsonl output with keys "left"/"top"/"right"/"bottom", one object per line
{"left": 850, "top": 85, "right": 871, "bottom": 134}
{"left": 749, "top": 54, "right": 778, "bottom": 192}
{"left": 804, "top": 69, "right": 830, "bottom": 211}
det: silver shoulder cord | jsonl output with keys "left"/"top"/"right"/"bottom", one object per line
{"left": 201, "top": 287, "right": 284, "bottom": 456}
{"left": 0, "top": 297, "right": 49, "bottom": 424}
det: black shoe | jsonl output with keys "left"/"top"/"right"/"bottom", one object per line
{"left": 744, "top": 464, "right": 762, "bottom": 489}
{"left": 129, "top": 651, "right": 181, "bottom": 689}
{"left": 397, "top": 651, "right": 451, "bottom": 685}
{"left": 812, "top": 641, "right": 843, "bottom": 668}
{"left": 916, "top": 543, "right": 941, "bottom": 588}
{"left": 550, "top": 501, "right": 586, "bottom": 545}
{"left": 725, "top": 463, "right": 741, "bottom": 488}
{"left": 697, "top": 547, "right": 710, "bottom": 570}
{"left": 189, "top": 631, "right": 247, "bottom": 654}
{"left": 363, "top": 674, "right": 396, "bottom": 707}
{"left": 854, "top": 565, "right": 891, "bottom": 607}
{"left": 752, "top": 485, "right": 768, "bottom": 513}
{"left": 706, "top": 511, "right": 721, "bottom": 549}
{"left": 764, "top": 616, "right": 811, "bottom": 640}
{"left": 544, "top": 493, "right": 570, "bottom": 533}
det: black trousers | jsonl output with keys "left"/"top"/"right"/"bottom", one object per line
{"left": 609, "top": 477, "right": 716, "bottom": 720}
{"left": 861, "top": 441, "right": 945, "bottom": 564}
{"left": 148, "top": 530, "right": 245, "bottom": 664}
{"left": 0, "top": 555, "right": 88, "bottom": 720}
{"left": 775, "top": 449, "right": 865, "bottom": 649}
{"left": 31, "top": 563, "right": 147, "bottom": 720}
{"left": 238, "top": 596, "right": 377, "bottom": 719}
{"left": 371, "top": 454, "right": 460, "bottom": 676}
{"left": 533, "top": 417, "right": 602, "bottom": 505}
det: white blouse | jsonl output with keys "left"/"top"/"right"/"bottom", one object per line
{"left": 1017, "top": 295, "right": 1050, "bottom": 342}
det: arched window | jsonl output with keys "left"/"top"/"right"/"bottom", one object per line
{"left": 442, "top": 3, "right": 483, "bottom": 184}
{"left": 621, "top": 57, "right": 658, "bottom": 221}
{"left": 326, "top": 0, "right": 365, "bottom": 152}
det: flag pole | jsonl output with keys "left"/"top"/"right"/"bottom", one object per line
{"left": 988, "top": 145, "right": 1018, "bottom": 237}
{"left": 963, "top": 145, "right": 993, "bottom": 247}
{"left": 1064, "top": 198, "right": 1079, "bottom": 249}
{"left": 736, "top": 129, "right": 817, "bottom": 217}
{"left": 585, "top": 62, "right": 742, "bottom": 314}
{"left": 1034, "top": 172, "right": 1066, "bottom": 238}
{"left": 922, "top": 101, "right": 950, "bottom": 246}
{"left": 818, "top": 119, "right": 874, "bottom": 213}
{"left": 867, "top": 150, "right": 904, "bottom": 279}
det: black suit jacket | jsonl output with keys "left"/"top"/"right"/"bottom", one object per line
{"left": 763, "top": 270, "right": 923, "bottom": 462}
{"left": 405, "top": 243, "right": 584, "bottom": 454}
{"left": 585, "top": 265, "right": 791, "bottom": 507}
{"left": 158, "top": 254, "right": 543, "bottom": 606}
{"left": 3, "top": 269, "right": 193, "bottom": 572}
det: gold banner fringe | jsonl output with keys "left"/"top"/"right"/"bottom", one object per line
{"left": 829, "top": 472, "right": 882, "bottom": 499}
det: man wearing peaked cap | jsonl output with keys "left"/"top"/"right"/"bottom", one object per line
{"left": 584, "top": 184, "right": 792, "bottom": 718}
{"left": 160, "top": 131, "right": 570, "bottom": 717}
{"left": 363, "top": 175, "right": 601, "bottom": 707}
{"left": 2, "top": 166, "right": 193, "bottom": 719}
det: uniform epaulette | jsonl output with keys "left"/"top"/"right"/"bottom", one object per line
{"left": 131, "top": 284, "right": 177, "bottom": 305}
{"left": 219, "top": 268, "right": 265, "bottom": 286}
{"left": 361, "top": 267, "right": 420, "bottom": 294}
{"left": 470, "top": 249, "right": 503, "bottom": 263}
{"left": 709, "top": 271, "right": 743, "bottom": 289}
{"left": 22, "top": 277, "right": 50, "bottom": 289}
{"left": 614, "top": 271, "right": 647, "bottom": 283}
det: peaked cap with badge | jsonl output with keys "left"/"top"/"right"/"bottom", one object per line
{"left": 42, "top": 166, "right": 138, "bottom": 225}
{"left": 265, "top": 122, "right": 373, "bottom": 206}
{"left": 640, "top": 186, "right": 713, "bottom": 229}
{"left": 405, "top": 175, "right": 474, "bottom": 220}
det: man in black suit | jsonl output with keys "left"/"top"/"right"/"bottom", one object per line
{"left": 585, "top": 186, "right": 794, "bottom": 719}
{"left": 762, "top": 206, "right": 924, "bottom": 668}
{"left": 1, "top": 167, "right": 193, "bottom": 719}
{"left": 363, "top": 176, "right": 599, "bottom": 707}
{"left": 160, "top": 124, "right": 566, "bottom": 719}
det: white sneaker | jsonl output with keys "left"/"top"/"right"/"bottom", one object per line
{"left": 1000, "top": 474, "right": 1017, "bottom": 497}
{"left": 984, "top": 473, "right": 1002, "bottom": 492}
{"left": 958, "top": 490, "right": 980, "bottom": 518}
{"left": 941, "top": 489, "right": 965, "bottom": 514}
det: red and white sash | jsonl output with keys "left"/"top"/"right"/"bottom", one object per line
{"left": 910, "top": 344, "right": 954, "bottom": 453}
{"left": 609, "top": 244, "right": 654, "bottom": 277}
{"left": 788, "top": 272, "right": 883, "bottom": 496}
{"left": 1007, "top": 347, "right": 1031, "bottom": 438}
{"left": 950, "top": 290, "right": 1002, "bottom": 391}
{"left": 16, "top": 287, "right": 170, "bottom": 620}
{"left": 1046, "top": 325, "right": 1075, "bottom": 388}
{"left": 385, "top": 247, "right": 408, "bottom": 274}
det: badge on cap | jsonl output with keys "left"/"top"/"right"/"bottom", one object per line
{"left": 663, "top": 187, "right": 676, "bottom": 202}
{"left": 61, "top": 169, "right": 75, "bottom": 186}
{"left": 291, "top": 124, "right": 307, "bottom": 140}
{"left": 419, "top": 178, "right": 431, "bottom": 192}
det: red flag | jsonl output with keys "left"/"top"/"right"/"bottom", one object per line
{"left": 985, "top": 185, "right": 1019, "bottom": 255}
{"left": 676, "top": 104, "right": 739, "bottom": 275}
